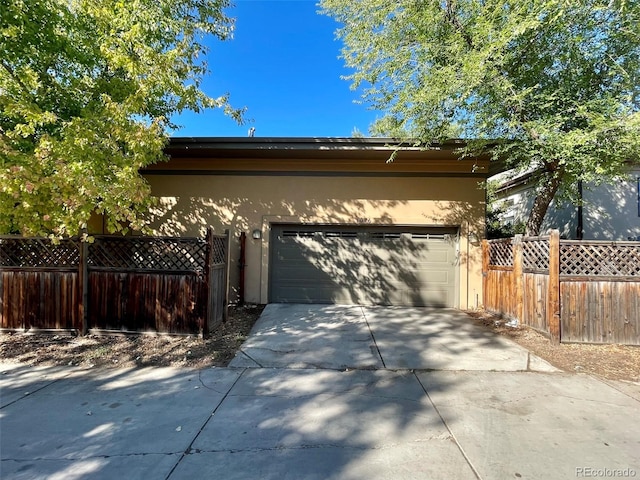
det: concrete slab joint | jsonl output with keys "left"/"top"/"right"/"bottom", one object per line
{"left": 2, "top": 304, "right": 637, "bottom": 480}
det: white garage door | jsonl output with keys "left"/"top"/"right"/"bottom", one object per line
{"left": 270, "top": 225, "right": 458, "bottom": 307}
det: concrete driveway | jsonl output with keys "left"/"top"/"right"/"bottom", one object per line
{"left": 229, "top": 304, "right": 557, "bottom": 371}
{"left": 1, "top": 304, "right": 639, "bottom": 480}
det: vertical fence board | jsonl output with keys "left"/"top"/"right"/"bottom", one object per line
{"left": 54, "top": 274, "right": 61, "bottom": 329}
{"left": 17, "top": 274, "right": 24, "bottom": 328}
{"left": 6, "top": 273, "right": 16, "bottom": 328}
{"left": 629, "top": 284, "right": 640, "bottom": 344}
{"left": 1, "top": 232, "right": 229, "bottom": 335}
{"left": 627, "top": 284, "right": 640, "bottom": 344}
{"left": 482, "top": 240, "right": 489, "bottom": 309}
{"left": 0, "top": 271, "right": 4, "bottom": 327}
{"left": 0, "top": 271, "right": 78, "bottom": 330}
{"left": 485, "top": 232, "right": 640, "bottom": 345}
{"left": 522, "top": 272, "right": 548, "bottom": 332}
{"left": 513, "top": 235, "right": 524, "bottom": 322}
{"left": 561, "top": 282, "right": 574, "bottom": 342}
{"left": 223, "top": 229, "right": 231, "bottom": 322}
{"left": 547, "top": 231, "right": 561, "bottom": 343}
{"left": 204, "top": 227, "right": 214, "bottom": 336}
{"left": 560, "top": 281, "right": 640, "bottom": 345}
{"left": 59, "top": 274, "right": 67, "bottom": 330}
{"left": 602, "top": 283, "right": 612, "bottom": 343}
{"left": 79, "top": 241, "right": 88, "bottom": 334}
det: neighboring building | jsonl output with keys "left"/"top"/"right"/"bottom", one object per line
{"left": 492, "top": 167, "right": 640, "bottom": 240}
{"left": 133, "top": 137, "right": 490, "bottom": 308}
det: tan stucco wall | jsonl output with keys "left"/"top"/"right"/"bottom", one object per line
{"left": 145, "top": 174, "right": 485, "bottom": 309}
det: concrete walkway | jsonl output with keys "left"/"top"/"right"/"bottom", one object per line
{"left": 1, "top": 304, "right": 639, "bottom": 480}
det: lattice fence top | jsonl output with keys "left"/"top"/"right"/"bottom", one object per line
{"left": 0, "top": 237, "right": 80, "bottom": 268}
{"left": 522, "top": 238, "right": 549, "bottom": 271}
{"left": 488, "top": 238, "right": 513, "bottom": 266}
{"left": 560, "top": 242, "right": 640, "bottom": 277}
{"left": 89, "top": 236, "right": 209, "bottom": 272}
{"left": 0, "top": 233, "right": 226, "bottom": 272}
{"left": 210, "top": 236, "right": 227, "bottom": 266}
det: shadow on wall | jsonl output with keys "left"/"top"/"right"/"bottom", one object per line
{"left": 506, "top": 177, "right": 640, "bottom": 240}
{"left": 539, "top": 186, "right": 639, "bottom": 240}
{"left": 433, "top": 199, "right": 486, "bottom": 268}
{"left": 582, "top": 179, "right": 640, "bottom": 240}
{"left": 147, "top": 196, "right": 396, "bottom": 237}
{"left": 146, "top": 195, "right": 460, "bottom": 306}
{"left": 146, "top": 194, "right": 404, "bottom": 302}
{"left": 498, "top": 190, "right": 574, "bottom": 238}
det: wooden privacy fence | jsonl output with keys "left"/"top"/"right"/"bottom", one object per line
{"left": 482, "top": 230, "right": 640, "bottom": 345}
{"left": 0, "top": 228, "right": 230, "bottom": 336}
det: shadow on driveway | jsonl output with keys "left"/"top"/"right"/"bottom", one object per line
{"left": 1, "top": 304, "right": 638, "bottom": 479}
{"left": 230, "top": 304, "right": 557, "bottom": 372}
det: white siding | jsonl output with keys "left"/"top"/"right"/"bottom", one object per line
{"left": 492, "top": 168, "right": 640, "bottom": 240}
{"left": 583, "top": 170, "right": 640, "bottom": 240}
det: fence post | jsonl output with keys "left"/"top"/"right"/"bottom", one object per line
{"left": 78, "top": 239, "right": 89, "bottom": 335}
{"left": 223, "top": 229, "right": 231, "bottom": 322}
{"left": 513, "top": 234, "right": 524, "bottom": 323}
{"left": 481, "top": 240, "right": 489, "bottom": 309}
{"left": 547, "top": 230, "right": 561, "bottom": 343}
{"left": 204, "top": 227, "right": 213, "bottom": 337}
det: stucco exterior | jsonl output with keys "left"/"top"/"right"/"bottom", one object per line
{"left": 141, "top": 138, "right": 489, "bottom": 308}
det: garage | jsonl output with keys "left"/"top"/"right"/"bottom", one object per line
{"left": 146, "top": 137, "right": 489, "bottom": 308}
{"left": 270, "top": 225, "right": 458, "bottom": 307}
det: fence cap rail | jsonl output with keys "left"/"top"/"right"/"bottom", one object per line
{"left": 92, "top": 234, "right": 208, "bottom": 242}
{"left": 522, "top": 235, "right": 551, "bottom": 242}
{"left": 487, "top": 237, "right": 513, "bottom": 244}
{"left": 0, "top": 233, "right": 228, "bottom": 242}
{"left": 560, "top": 239, "right": 640, "bottom": 247}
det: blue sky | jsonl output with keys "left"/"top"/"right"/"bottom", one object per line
{"left": 171, "top": 0, "right": 380, "bottom": 138}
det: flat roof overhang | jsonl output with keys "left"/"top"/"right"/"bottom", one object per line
{"left": 142, "top": 137, "right": 493, "bottom": 176}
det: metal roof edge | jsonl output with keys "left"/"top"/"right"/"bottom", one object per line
{"left": 166, "top": 136, "right": 470, "bottom": 151}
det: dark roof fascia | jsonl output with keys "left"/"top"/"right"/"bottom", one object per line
{"left": 167, "top": 136, "right": 470, "bottom": 152}
{"left": 164, "top": 137, "right": 485, "bottom": 161}
{"left": 158, "top": 137, "right": 496, "bottom": 176}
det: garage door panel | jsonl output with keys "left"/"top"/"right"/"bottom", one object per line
{"left": 270, "top": 226, "right": 457, "bottom": 307}
{"left": 274, "top": 287, "right": 350, "bottom": 304}
{"left": 367, "top": 245, "right": 452, "bottom": 262}
{"left": 415, "top": 271, "right": 451, "bottom": 284}
{"left": 274, "top": 267, "right": 355, "bottom": 282}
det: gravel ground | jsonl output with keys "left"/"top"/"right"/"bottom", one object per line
{"left": 467, "top": 310, "right": 640, "bottom": 383}
{"left": 0, "top": 305, "right": 264, "bottom": 369}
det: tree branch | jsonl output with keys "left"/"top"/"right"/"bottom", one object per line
{"left": 0, "top": 59, "right": 43, "bottom": 113}
{"left": 443, "top": 0, "right": 474, "bottom": 49}
{"left": 525, "top": 163, "right": 564, "bottom": 236}
{"left": 1, "top": 60, "right": 33, "bottom": 98}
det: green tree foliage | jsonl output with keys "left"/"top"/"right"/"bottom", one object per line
{"left": 1, "top": 0, "right": 242, "bottom": 237}
{"left": 321, "top": 0, "right": 640, "bottom": 235}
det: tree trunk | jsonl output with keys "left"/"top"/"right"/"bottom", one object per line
{"left": 525, "top": 169, "right": 564, "bottom": 236}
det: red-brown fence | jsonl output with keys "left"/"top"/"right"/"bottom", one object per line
{"left": 483, "top": 231, "right": 640, "bottom": 345}
{"left": 0, "top": 228, "right": 230, "bottom": 335}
